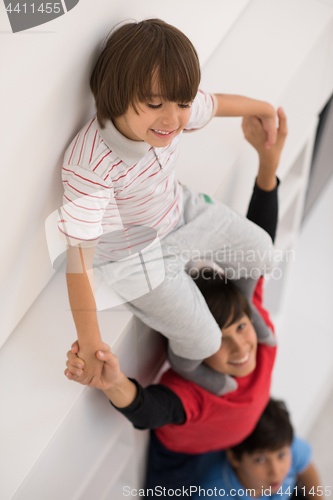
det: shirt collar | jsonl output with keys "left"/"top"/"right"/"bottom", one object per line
{"left": 97, "top": 119, "right": 151, "bottom": 167}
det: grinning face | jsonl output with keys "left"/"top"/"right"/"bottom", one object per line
{"left": 113, "top": 81, "right": 192, "bottom": 147}
{"left": 204, "top": 315, "right": 257, "bottom": 378}
{"left": 226, "top": 446, "right": 292, "bottom": 497}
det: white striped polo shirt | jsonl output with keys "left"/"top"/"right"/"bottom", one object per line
{"left": 59, "top": 89, "right": 217, "bottom": 261}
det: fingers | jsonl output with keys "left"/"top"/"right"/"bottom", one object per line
{"left": 265, "top": 120, "right": 278, "bottom": 150}
{"left": 66, "top": 359, "right": 84, "bottom": 377}
{"left": 242, "top": 115, "right": 261, "bottom": 129}
{"left": 71, "top": 340, "right": 79, "bottom": 354}
{"left": 64, "top": 368, "right": 81, "bottom": 381}
{"left": 99, "top": 342, "right": 112, "bottom": 352}
{"left": 241, "top": 116, "right": 249, "bottom": 131}
{"left": 96, "top": 350, "right": 107, "bottom": 360}
{"left": 67, "top": 349, "right": 85, "bottom": 369}
{"left": 274, "top": 107, "right": 288, "bottom": 153}
{"left": 96, "top": 349, "right": 116, "bottom": 365}
{"left": 277, "top": 107, "right": 288, "bottom": 138}
{"left": 64, "top": 345, "right": 112, "bottom": 387}
{"left": 64, "top": 368, "right": 92, "bottom": 386}
{"left": 242, "top": 115, "right": 262, "bottom": 141}
{"left": 65, "top": 345, "right": 85, "bottom": 383}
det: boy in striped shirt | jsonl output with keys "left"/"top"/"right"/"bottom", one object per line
{"left": 61, "top": 19, "right": 279, "bottom": 388}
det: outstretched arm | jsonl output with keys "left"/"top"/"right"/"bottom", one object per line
{"left": 64, "top": 338, "right": 136, "bottom": 406}
{"left": 66, "top": 245, "right": 104, "bottom": 385}
{"left": 214, "top": 93, "right": 277, "bottom": 149}
{"left": 244, "top": 107, "right": 288, "bottom": 242}
{"left": 244, "top": 106, "right": 288, "bottom": 191}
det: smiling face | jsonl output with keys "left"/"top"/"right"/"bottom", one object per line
{"left": 227, "top": 446, "right": 292, "bottom": 496}
{"left": 90, "top": 19, "right": 200, "bottom": 128}
{"left": 204, "top": 315, "right": 257, "bottom": 377}
{"left": 113, "top": 89, "right": 192, "bottom": 147}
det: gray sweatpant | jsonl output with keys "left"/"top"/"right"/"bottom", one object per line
{"left": 100, "top": 186, "right": 275, "bottom": 360}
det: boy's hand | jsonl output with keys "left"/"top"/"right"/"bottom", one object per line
{"left": 242, "top": 107, "right": 287, "bottom": 190}
{"left": 65, "top": 341, "right": 138, "bottom": 407}
{"left": 75, "top": 344, "right": 105, "bottom": 387}
{"left": 256, "top": 103, "right": 278, "bottom": 149}
{"left": 65, "top": 341, "right": 122, "bottom": 391}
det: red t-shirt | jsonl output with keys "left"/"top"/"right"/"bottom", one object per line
{"left": 155, "top": 278, "right": 277, "bottom": 454}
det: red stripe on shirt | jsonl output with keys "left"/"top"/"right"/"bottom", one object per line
{"left": 113, "top": 162, "right": 138, "bottom": 182}
{"left": 92, "top": 151, "right": 112, "bottom": 172}
{"left": 142, "top": 170, "right": 160, "bottom": 182}
{"left": 107, "top": 236, "right": 157, "bottom": 253}
{"left": 128, "top": 196, "right": 172, "bottom": 225}
{"left": 109, "top": 160, "right": 122, "bottom": 173}
{"left": 58, "top": 226, "right": 100, "bottom": 242}
{"left": 122, "top": 160, "right": 158, "bottom": 190}
{"left": 63, "top": 167, "right": 109, "bottom": 189}
{"left": 89, "top": 130, "right": 98, "bottom": 165}
{"left": 67, "top": 183, "right": 110, "bottom": 200}
{"left": 62, "top": 206, "right": 100, "bottom": 224}
{"left": 153, "top": 192, "right": 180, "bottom": 227}
{"left": 63, "top": 194, "right": 106, "bottom": 211}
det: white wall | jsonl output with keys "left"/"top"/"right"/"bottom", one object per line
{"left": 0, "top": 0, "right": 252, "bottom": 349}
{"left": 1, "top": 1, "right": 333, "bottom": 499}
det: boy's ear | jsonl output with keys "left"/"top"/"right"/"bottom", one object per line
{"left": 226, "top": 449, "right": 241, "bottom": 468}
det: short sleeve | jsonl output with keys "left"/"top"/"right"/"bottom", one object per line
{"left": 184, "top": 89, "right": 217, "bottom": 132}
{"left": 159, "top": 370, "right": 204, "bottom": 424}
{"left": 58, "top": 164, "right": 114, "bottom": 247}
{"left": 291, "top": 436, "right": 312, "bottom": 474}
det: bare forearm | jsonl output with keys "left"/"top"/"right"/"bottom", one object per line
{"left": 256, "top": 162, "right": 278, "bottom": 191}
{"left": 214, "top": 94, "right": 274, "bottom": 118}
{"left": 66, "top": 271, "right": 102, "bottom": 348}
{"left": 103, "top": 373, "right": 138, "bottom": 408}
{"left": 66, "top": 244, "right": 102, "bottom": 347}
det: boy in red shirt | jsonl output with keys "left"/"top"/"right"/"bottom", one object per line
{"left": 64, "top": 110, "right": 287, "bottom": 496}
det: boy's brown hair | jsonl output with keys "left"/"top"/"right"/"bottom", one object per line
{"left": 193, "top": 268, "right": 252, "bottom": 329}
{"left": 229, "top": 399, "right": 294, "bottom": 460}
{"left": 90, "top": 19, "right": 201, "bottom": 128}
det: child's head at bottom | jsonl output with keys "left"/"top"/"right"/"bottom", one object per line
{"left": 227, "top": 399, "right": 294, "bottom": 495}
{"left": 193, "top": 268, "right": 257, "bottom": 377}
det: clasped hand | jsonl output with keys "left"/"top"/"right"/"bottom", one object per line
{"left": 65, "top": 341, "right": 121, "bottom": 391}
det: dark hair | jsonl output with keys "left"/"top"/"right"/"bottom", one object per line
{"left": 90, "top": 19, "right": 201, "bottom": 127}
{"left": 230, "top": 399, "right": 294, "bottom": 460}
{"left": 193, "top": 268, "right": 252, "bottom": 329}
